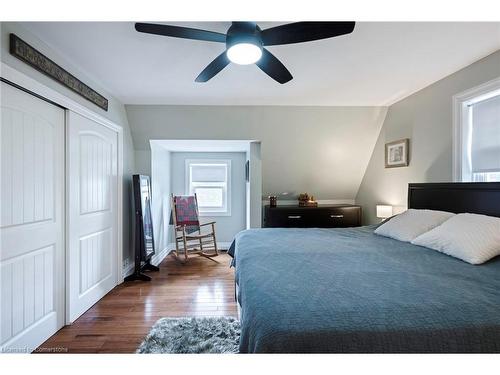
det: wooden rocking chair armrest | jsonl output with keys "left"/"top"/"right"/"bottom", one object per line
{"left": 199, "top": 221, "right": 216, "bottom": 227}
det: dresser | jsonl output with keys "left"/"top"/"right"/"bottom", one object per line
{"left": 263, "top": 204, "right": 362, "bottom": 228}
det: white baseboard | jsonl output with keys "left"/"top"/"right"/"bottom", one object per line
{"left": 216, "top": 242, "right": 232, "bottom": 250}
{"left": 122, "top": 241, "right": 232, "bottom": 278}
{"left": 150, "top": 245, "right": 172, "bottom": 267}
{"left": 122, "top": 263, "right": 134, "bottom": 278}
{"left": 164, "top": 242, "right": 232, "bottom": 253}
{"left": 122, "top": 245, "right": 172, "bottom": 278}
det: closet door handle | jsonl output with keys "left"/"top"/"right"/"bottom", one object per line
{"left": 330, "top": 214, "right": 344, "bottom": 218}
{"left": 288, "top": 215, "right": 302, "bottom": 219}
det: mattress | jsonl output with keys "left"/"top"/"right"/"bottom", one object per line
{"left": 228, "top": 226, "right": 500, "bottom": 353}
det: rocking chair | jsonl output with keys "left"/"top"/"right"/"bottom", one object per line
{"left": 171, "top": 194, "right": 219, "bottom": 262}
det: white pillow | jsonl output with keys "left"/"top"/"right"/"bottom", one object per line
{"left": 374, "top": 209, "right": 455, "bottom": 242}
{"left": 411, "top": 213, "right": 500, "bottom": 265}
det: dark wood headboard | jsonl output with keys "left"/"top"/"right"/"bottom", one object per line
{"left": 408, "top": 182, "right": 500, "bottom": 218}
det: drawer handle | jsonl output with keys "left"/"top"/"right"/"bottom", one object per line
{"left": 330, "top": 214, "right": 344, "bottom": 218}
{"left": 288, "top": 215, "right": 302, "bottom": 219}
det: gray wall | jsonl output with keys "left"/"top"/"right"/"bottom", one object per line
{"left": 1, "top": 22, "right": 136, "bottom": 269}
{"left": 170, "top": 152, "right": 247, "bottom": 243}
{"left": 356, "top": 50, "right": 500, "bottom": 224}
{"left": 135, "top": 150, "right": 152, "bottom": 176}
{"left": 126, "top": 105, "right": 387, "bottom": 201}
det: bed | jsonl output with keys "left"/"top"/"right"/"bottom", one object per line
{"left": 228, "top": 183, "right": 500, "bottom": 353}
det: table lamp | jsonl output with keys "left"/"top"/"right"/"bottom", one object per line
{"left": 376, "top": 205, "right": 393, "bottom": 220}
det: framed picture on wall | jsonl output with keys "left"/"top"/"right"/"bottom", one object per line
{"left": 385, "top": 138, "right": 409, "bottom": 168}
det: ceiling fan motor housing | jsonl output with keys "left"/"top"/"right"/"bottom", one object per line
{"left": 226, "top": 23, "right": 263, "bottom": 52}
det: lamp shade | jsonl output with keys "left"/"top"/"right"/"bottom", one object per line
{"left": 376, "top": 205, "right": 393, "bottom": 219}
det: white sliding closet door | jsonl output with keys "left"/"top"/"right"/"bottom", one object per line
{"left": 67, "top": 111, "right": 118, "bottom": 323}
{"left": 0, "top": 82, "right": 65, "bottom": 352}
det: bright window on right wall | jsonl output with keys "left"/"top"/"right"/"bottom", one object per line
{"left": 453, "top": 78, "right": 500, "bottom": 182}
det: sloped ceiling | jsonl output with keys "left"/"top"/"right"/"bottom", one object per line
{"left": 127, "top": 105, "right": 387, "bottom": 200}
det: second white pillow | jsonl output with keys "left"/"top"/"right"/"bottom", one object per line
{"left": 411, "top": 213, "right": 500, "bottom": 265}
{"left": 374, "top": 208, "right": 455, "bottom": 242}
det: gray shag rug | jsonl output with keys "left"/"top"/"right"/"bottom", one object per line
{"left": 137, "top": 317, "right": 240, "bottom": 354}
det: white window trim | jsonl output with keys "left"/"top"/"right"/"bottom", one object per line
{"left": 185, "top": 159, "right": 232, "bottom": 217}
{"left": 452, "top": 77, "right": 500, "bottom": 182}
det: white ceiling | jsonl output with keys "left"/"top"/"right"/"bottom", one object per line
{"left": 22, "top": 22, "right": 500, "bottom": 106}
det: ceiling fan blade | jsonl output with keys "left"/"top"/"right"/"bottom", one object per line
{"left": 261, "top": 22, "right": 355, "bottom": 46}
{"left": 255, "top": 49, "right": 293, "bottom": 84}
{"left": 195, "top": 52, "right": 230, "bottom": 82}
{"left": 135, "top": 23, "right": 226, "bottom": 43}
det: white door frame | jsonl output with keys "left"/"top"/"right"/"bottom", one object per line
{"left": 1, "top": 63, "right": 124, "bottom": 325}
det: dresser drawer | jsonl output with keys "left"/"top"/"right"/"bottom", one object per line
{"left": 264, "top": 205, "right": 361, "bottom": 228}
{"left": 315, "top": 207, "right": 361, "bottom": 228}
{"left": 265, "top": 209, "right": 316, "bottom": 228}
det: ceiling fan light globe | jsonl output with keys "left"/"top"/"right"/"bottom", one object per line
{"left": 227, "top": 43, "right": 262, "bottom": 65}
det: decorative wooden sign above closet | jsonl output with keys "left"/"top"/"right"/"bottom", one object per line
{"left": 9, "top": 33, "right": 109, "bottom": 111}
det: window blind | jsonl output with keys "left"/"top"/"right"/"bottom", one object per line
{"left": 191, "top": 164, "right": 227, "bottom": 182}
{"left": 471, "top": 94, "right": 500, "bottom": 173}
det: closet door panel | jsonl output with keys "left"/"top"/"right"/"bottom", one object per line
{"left": 0, "top": 82, "right": 64, "bottom": 352}
{"left": 67, "top": 111, "right": 118, "bottom": 323}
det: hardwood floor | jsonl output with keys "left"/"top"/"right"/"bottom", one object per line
{"left": 37, "top": 253, "right": 237, "bottom": 353}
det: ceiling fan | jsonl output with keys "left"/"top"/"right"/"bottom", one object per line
{"left": 135, "top": 22, "right": 355, "bottom": 84}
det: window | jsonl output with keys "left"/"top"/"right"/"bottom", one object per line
{"left": 470, "top": 95, "right": 500, "bottom": 181}
{"left": 453, "top": 78, "right": 500, "bottom": 182}
{"left": 186, "top": 159, "right": 231, "bottom": 216}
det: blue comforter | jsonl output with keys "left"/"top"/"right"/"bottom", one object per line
{"left": 228, "top": 226, "right": 500, "bottom": 353}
